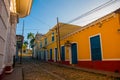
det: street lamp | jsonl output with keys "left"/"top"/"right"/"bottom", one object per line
{"left": 16, "top": 35, "right": 24, "bottom": 64}
{"left": 65, "top": 40, "right": 71, "bottom": 47}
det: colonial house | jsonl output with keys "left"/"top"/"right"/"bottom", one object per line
{"left": 0, "top": 0, "right": 33, "bottom": 78}
{"left": 34, "top": 4, "right": 120, "bottom": 74}
{"left": 34, "top": 23, "right": 81, "bottom": 61}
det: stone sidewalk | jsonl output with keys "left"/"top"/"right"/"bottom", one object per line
{"left": 2, "top": 66, "right": 23, "bottom": 80}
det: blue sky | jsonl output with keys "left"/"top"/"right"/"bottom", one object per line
{"left": 16, "top": 0, "right": 110, "bottom": 40}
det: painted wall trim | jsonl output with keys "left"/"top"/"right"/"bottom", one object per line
{"left": 102, "top": 59, "right": 120, "bottom": 61}
{"left": 78, "top": 59, "right": 91, "bottom": 61}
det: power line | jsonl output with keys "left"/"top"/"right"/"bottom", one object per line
{"left": 17, "top": 28, "right": 45, "bottom": 31}
{"left": 30, "top": 15, "right": 51, "bottom": 27}
{"left": 17, "top": 0, "right": 117, "bottom": 34}
{"left": 17, "top": 16, "right": 51, "bottom": 33}
{"left": 67, "top": 0, "right": 117, "bottom": 23}
{"left": 26, "top": 16, "right": 44, "bottom": 27}
{"left": 56, "top": 0, "right": 118, "bottom": 28}
{"left": 17, "top": 15, "right": 102, "bottom": 32}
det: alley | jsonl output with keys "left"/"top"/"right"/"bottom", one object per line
{"left": 21, "top": 57, "right": 113, "bottom": 80}
{"left": 1, "top": 1, "right": 120, "bottom": 80}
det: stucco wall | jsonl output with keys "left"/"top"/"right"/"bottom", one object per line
{"left": 0, "top": 0, "right": 10, "bottom": 75}
{"left": 0, "top": 0, "right": 18, "bottom": 75}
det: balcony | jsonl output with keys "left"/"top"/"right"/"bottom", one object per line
{"left": 16, "top": 0, "right": 33, "bottom": 18}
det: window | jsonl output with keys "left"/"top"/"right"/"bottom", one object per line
{"left": 50, "top": 49, "right": 52, "bottom": 60}
{"left": 51, "top": 32, "right": 54, "bottom": 42}
{"left": 40, "top": 42, "right": 42, "bottom": 48}
{"left": 55, "top": 48, "right": 58, "bottom": 61}
{"left": 44, "top": 38, "right": 47, "bottom": 46}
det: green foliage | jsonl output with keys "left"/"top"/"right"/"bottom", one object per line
{"left": 27, "top": 32, "right": 35, "bottom": 39}
{"left": 30, "top": 38, "right": 35, "bottom": 48}
{"left": 27, "top": 32, "right": 35, "bottom": 48}
{"left": 24, "top": 41, "right": 28, "bottom": 46}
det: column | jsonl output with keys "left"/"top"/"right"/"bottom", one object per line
{"left": 5, "top": 12, "right": 18, "bottom": 73}
{"left": 45, "top": 50, "right": 48, "bottom": 61}
{"left": 68, "top": 46, "right": 72, "bottom": 64}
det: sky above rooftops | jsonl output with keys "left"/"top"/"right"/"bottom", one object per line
{"left": 16, "top": 0, "right": 117, "bottom": 40}
{"left": 70, "top": 0, "right": 120, "bottom": 26}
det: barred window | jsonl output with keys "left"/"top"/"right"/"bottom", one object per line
{"left": 51, "top": 32, "right": 54, "bottom": 42}
{"left": 44, "top": 38, "right": 47, "bottom": 46}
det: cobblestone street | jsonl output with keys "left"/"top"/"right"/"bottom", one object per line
{"left": 21, "top": 57, "right": 115, "bottom": 80}
{"left": 1, "top": 1, "right": 120, "bottom": 80}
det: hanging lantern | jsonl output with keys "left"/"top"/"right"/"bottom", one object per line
{"left": 64, "top": 40, "right": 71, "bottom": 47}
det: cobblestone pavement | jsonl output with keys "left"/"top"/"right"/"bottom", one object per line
{"left": 22, "top": 57, "right": 115, "bottom": 80}
{"left": 2, "top": 67, "right": 23, "bottom": 80}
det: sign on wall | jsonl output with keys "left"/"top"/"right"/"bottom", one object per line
{"left": 16, "top": 35, "right": 24, "bottom": 49}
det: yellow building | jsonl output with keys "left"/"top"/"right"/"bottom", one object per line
{"left": 35, "top": 23, "right": 81, "bottom": 62}
{"left": 61, "top": 9, "right": 120, "bottom": 72}
{"left": 34, "top": 33, "right": 44, "bottom": 59}
{"left": 36, "top": 9, "right": 120, "bottom": 73}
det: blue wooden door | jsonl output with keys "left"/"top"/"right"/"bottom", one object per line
{"left": 61, "top": 46, "right": 65, "bottom": 61}
{"left": 44, "top": 50, "right": 46, "bottom": 61}
{"left": 39, "top": 51, "right": 41, "bottom": 60}
{"left": 55, "top": 48, "right": 58, "bottom": 61}
{"left": 71, "top": 43, "right": 78, "bottom": 64}
{"left": 50, "top": 49, "right": 52, "bottom": 60}
{"left": 90, "top": 35, "right": 102, "bottom": 61}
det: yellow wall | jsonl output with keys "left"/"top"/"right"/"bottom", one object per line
{"left": 60, "top": 12, "right": 120, "bottom": 60}
{"left": 37, "top": 23, "right": 81, "bottom": 60}
{"left": 37, "top": 12, "right": 120, "bottom": 61}
{"left": 47, "top": 42, "right": 57, "bottom": 60}
{"left": 40, "top": 23, "right": 81, "bottom": 47}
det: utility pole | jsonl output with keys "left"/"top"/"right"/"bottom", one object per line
{"left": 20, "top": 20, "right": 24, "bottom": 64}
{"left": 56, "top": 18, "right": 58, "bottom": 61}
{"left": 22, "top": 20, "right": 24, "bottom": 36}
{"left": 57, "top": 17, "right": 61, "bottom": 61}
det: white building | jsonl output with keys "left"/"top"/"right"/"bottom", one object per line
{"left": 0, "top": 0, "right": 33, "bottom": 78}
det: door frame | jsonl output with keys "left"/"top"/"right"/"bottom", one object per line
{"left": 54, "top": 48, "right": 57, "bottom": 62}
{"left": 50, "top": 49, "right": 52, "bottom": 60}
{"left": 89, "top": 33, "right": 103, "bottom": 61}
{"left": 61, "top": 45, "right": 65, "bottom": 61}
{"left": 70, "top": 42, "right": 78, "bottom": 64}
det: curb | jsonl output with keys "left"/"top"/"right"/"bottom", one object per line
{"left": 46, "top": 61, "right": 120, "bottom": 79}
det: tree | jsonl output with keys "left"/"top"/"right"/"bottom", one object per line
{"left": 27, "top": 32, "right": 34, "bottom": 40}
{"left": 22, "top": 41, "right": 28, "bottom": 53}
{"left": 24, "top": 41, "right": 28, "bottom": 46}
{"left": 27, "top": 32, "right": 35, "bottom": 58}
{"left": 30, "top": 38, "right": 35, "bottom": 48}
{"left": 27, "top": 32, "right": 35, "bottom": 48}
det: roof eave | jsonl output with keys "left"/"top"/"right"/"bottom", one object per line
{"left": 16, "top": 0, "right": 33, "bottom": 18}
